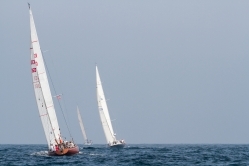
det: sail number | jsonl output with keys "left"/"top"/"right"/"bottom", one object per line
{"left": 31, "top": 68, "right": 36, "bottom": 73}
{"left": 33, "top": 76, "right": 39, "bottom": 81}
{"left": 35, "top": 83, "right": 41, "bottom": 88}
{"left": 31, "top": 60, "right": 38, "bottom": 66}
{"left": 33, "top": 76, "right": 40, "bottom": 88}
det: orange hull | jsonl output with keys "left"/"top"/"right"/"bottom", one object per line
{"left": 67, "top": 146, "right": 79, "bottom": 155}
{"left": 48, "top": 146, "right": 79, "bottom": 156}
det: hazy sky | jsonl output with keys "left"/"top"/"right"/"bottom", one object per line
{"left": 1, "top": 1, "right": 249, "bottom": 144}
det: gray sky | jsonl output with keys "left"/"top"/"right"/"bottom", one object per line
{"left": 1, "top": 0, "right": 249, "bottom": 144}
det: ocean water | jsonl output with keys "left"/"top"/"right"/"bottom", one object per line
{"left": 1, "top": 144, "right": 249, "bottom": 165}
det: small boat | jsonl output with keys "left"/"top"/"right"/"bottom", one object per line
{"left": 77, "top": 106, "right": 93, "bottom": 145}
{"left": 96, "top": 66, "right": 125, "bottom": 147}
{"left": 28, "top": 3, "right": 79, "bottom": 156}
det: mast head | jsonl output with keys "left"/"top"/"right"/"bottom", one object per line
{"left": 28, "top": 3, "right": 30, "bottom": 9}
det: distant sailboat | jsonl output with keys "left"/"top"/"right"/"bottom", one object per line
{"left": 77, "top": 106, "right": 92, "bottom": 145}
{"left": 96, "top": 66, "right": 125, "bottom": 147}
{"left": 29, "top": 4, "right": 79, "bottom": 156}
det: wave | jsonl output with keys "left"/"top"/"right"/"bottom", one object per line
{"left": 30, "top": 151, "right": 49, "bottom": 157}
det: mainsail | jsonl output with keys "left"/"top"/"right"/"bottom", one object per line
{"left": 29, "top": 5, "right": 60, "bottom": 148}
{"left": 96, "top": 66, "right": 116, "bottom": 144}
{"left": 77, "top": 106, "right": 89, "bottom": 144}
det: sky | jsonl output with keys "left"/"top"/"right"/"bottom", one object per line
{"left": 1, "top": 0, "right": 249, "bottom": 144}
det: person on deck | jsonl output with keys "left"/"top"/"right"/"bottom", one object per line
{"left": 50, "top": 144, "right": 55, "bottom": 151}
{"left": 59, "top": 137, "right": 63, "bottom": 144}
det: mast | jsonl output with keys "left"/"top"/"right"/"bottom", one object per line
{"left": 77, "top": 107, "right": 88, "bottom": 143}
{"left": 96, "top": 66, "right": 116, "bottom": 144}
{"left": 29, "top": 4, "right": 61, "bottom": 148}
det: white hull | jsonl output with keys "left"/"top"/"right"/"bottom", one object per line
{"left": 108, "top": 139, "right": 125, "bottom": 147}
{"left": 84, "top": 139, "right": 93, "bottom": 146}
{"left": 108, "top": 141, "right": 125, "bottom": 148}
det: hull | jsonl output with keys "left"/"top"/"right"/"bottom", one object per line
{"left": 109, "top": 143, "right": 125, "bottom": 148}
{"left": 48, "top": 146, "right": 79, "bottom": 156}
{"left": 108, "top": 140, "right": 125, "bottom": 148}
{"left": 84, "top": 140, "right": 93, "bottom": 146}
{"left": 67, "top": 146, "right": 80, "bottom": 155}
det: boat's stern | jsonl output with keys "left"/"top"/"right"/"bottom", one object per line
{"left": 67, "top": 145, "right": 80, "bottom": 155}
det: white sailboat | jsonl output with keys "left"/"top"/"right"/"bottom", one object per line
{"left": 77, "top": 106, "right": 92, "bottom": 145}
{"left": 96, "top": 66, "right": 125, "bottom": 147}
{"left": 29, "top": 3, "right": 79, "bottom": 156}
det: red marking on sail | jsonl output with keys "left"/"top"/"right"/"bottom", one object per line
{"left": 31, "top": 60, "right": 36, "bottom": 64}
{"left": 34, "top": 53, "right": 37, "bottom": 58}
{"left": 46, "top": 105, "right": 53, "bottom": 109}
{"left": 40, "top": 113, "right": 48, "bottom": 117}
{"left": 32, "top": 68, "right": 37, "bottom": 73}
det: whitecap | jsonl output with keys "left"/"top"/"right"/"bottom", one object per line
{"left": 30, "top": 151, "right": 49, "bottom": 156}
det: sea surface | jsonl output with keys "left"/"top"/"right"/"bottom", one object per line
{"left": 1, "top": 144, "right": 249, "bottom": 165}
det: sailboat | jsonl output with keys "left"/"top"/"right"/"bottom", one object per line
{"left": 77, "top": 106, "right": 92, "bottom": 145}
{"left": 96, "top": 66, "right": 125, "bottom": 147}
{"left": 29, "top": 4, "right": 79, "bottom": 156}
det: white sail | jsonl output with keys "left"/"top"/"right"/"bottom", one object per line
{"left": 29, "top": 5, "right": 60, "bottom": 148}
{"left": 77, "top": 107, "right": 88, "bottom": 144}
{"left": 96, "top": 66, "right": 116, "bottom": 144}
